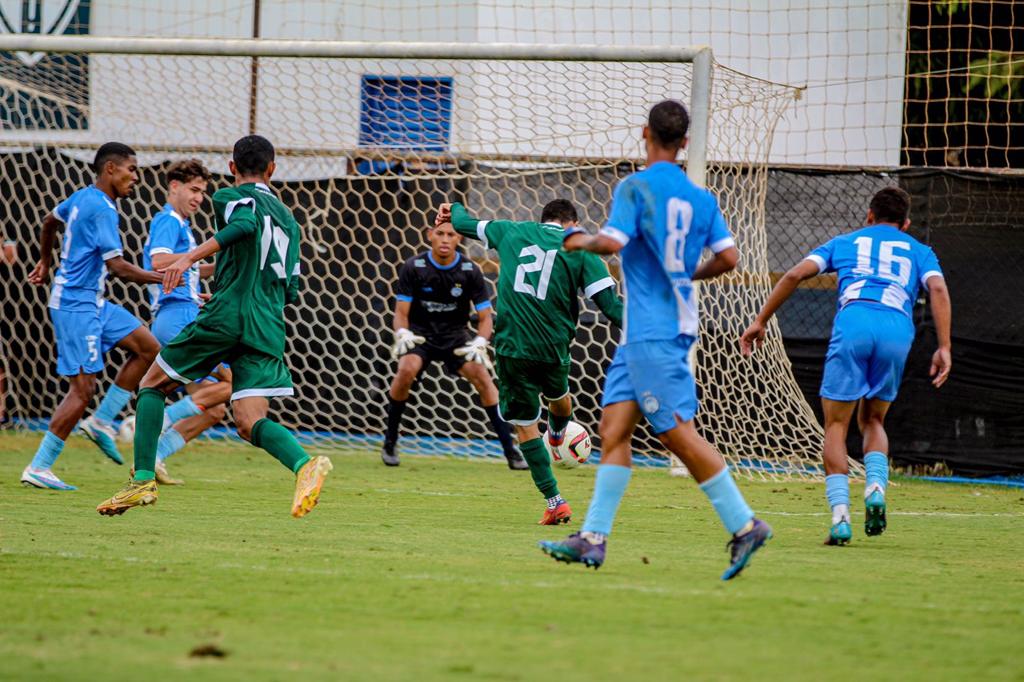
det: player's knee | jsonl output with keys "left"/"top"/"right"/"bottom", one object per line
{"left": 138, "top": 337, "right": 160, "bottom": 363}
{"left": 598, "top": 420, "right": 625, "bottom": 449}
{"left": 70, "top": 377, "right": 97, "bottom": 403}
{"left": 236, "top": 418, "right": 255, "bottom": 442}
{"left": 393, "top": 368, "right": 418, "bottom": 391}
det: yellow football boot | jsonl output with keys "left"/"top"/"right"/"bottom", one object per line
{"left": 291, "top": 456, "right": 332, "bottom": 518}
{"left": 96, "top": 478, "right": 158, "bottom": 516}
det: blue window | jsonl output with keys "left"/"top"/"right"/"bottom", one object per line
{"left": 359, "top": 75, "right": 453, "bottom": 152}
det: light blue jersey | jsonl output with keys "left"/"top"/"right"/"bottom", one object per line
{"left": 49, "top": 186, "right": 124, "bottom": 312}
{"left": 600, "top": 161, "right": 734, "bottom": 342}
{"left": 810, "top": 224, "right": 943, "bottom": 402}
{"left": 143, "top": 204, "right": 200, "bottom": 314}
{"left": 806, "top": 224, "right": 943, "bottom": 317}
{"left": 598, "top": 162, "right": 733, "bottom": 431}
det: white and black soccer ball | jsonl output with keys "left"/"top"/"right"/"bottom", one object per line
{"left": 547, "top": 420, "right": 592, "bottom": 468}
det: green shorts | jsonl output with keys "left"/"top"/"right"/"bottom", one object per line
{"left": 494, "top": 354, "right": 570, "bottom": 426}
{"left": 156, "top": 320, "right": 293, "bottom": 401}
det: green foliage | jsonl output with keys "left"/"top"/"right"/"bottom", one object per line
{"left": 936, "top": 0, "right": 972, "bottom": 17}
{"left": 1, "top": 433, "right": 1023, "bottom": 680}
{"left": 967, "top": 51, "right": 1024, "bottom": 99}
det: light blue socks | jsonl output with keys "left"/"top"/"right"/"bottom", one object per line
{"left": 864, "top": 451, "right": 889, "bottom": 496}
{"left": 156, "top": 428, "right": 187, "bottom": 462}
{"left": 581, "top": 464, "right": 633, "bottom": 536}
{"left": 164, "top": 395, "right": 202, "bottom": 425}
{"left": 30, "top": 431, "right": 65, "bottom": 470}
{"left": 825, "top": 473, "right": 851, "bottom": 524}
{"left": 94, "top": 384, "right": 132, "bottom": 426}
{"left": 699, "top": 466, "right": 754, "bottom": 535}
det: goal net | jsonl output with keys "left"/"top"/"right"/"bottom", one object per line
{"left": 0, "top": 36, "right": 844, "bottom": 479}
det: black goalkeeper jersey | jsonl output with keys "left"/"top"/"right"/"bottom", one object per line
{"left": 395, "top": 251, "right": 492, "bottom": 343}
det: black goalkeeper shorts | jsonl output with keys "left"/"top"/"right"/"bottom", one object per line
{"left": 407, "top": 331, "right": 473, "bottom": 376}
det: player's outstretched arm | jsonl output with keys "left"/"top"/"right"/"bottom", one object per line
{"left": 161, "top": 237, "right": 220, "bottom": 294}
{"left": 106, "top": 256, "right": 165, "bottom": 286}
{"left": 740, "top": 258, "right": 820, "bottom": 356}
{"left": 438, "top": 202, "right": 483, "bottom": 241}
{"left": 26, "top": 213, "right": 61, "bottom": 285}
{"left": 563, "top": 231, "right": 622, "bottom": 255}
{"left": 926, "top": 275, "right": 952, "bottom": 387}
{"left": 692, "top": 246, "right": 739, "bottom": 281}
{"left": 591, "top": 287, "right": 624, "bottom": 328}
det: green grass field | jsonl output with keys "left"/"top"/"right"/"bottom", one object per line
{"left": 2, "top": 432, "right": 1022, "bottom": 681}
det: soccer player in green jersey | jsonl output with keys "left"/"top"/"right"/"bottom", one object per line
{"left": 437, "top": 198, "right": 623, "bottom": 525}
{"left": 96, "top": 135, "right": 332, "bottom": 518}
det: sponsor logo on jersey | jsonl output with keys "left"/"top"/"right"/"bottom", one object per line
{"left": 424, "top": 301, "right": 457, "bottom": 313}
{"left": 461, "top": 262, "right": 474, "bottom": 271}
{"left": 414, "top": 258, "right": 426, "bottom": 267}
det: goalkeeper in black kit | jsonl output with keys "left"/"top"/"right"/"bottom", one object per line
{"left": 383, "top": 220, "right": 528, "bottom": 470}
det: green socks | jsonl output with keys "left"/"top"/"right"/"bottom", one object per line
{"left": 548, "top": 410, "right": 572, "bottom": 437}
{"left": 520, "top": 437, "right": 559, "bottom": 499}
{"left": 132, "top": 388, "right": 166, "bottom": 481}
{"left": 251, "top": 418, "right": 310, "bottom": 474}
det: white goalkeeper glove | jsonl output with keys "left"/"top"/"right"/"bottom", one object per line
{"left": 392, "top": 327, "right": 426, "bottom": 359}
{"left": 454, "top": 335, "right": 493, "bottom": 370}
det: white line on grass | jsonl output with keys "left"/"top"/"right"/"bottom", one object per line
{"left": 756, "top": 510, "right": 1024, "bottom": 518}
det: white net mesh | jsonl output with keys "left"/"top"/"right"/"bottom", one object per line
{"left": 0, "top": 37, "right": 848, "bottom": 478}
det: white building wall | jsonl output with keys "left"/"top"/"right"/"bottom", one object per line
{"left": 0, "top": 1, "right": 908, "bottom": 169}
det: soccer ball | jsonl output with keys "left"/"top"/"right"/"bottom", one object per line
{"left": 117, "top": 415, "right": 136, "bottom": 443}
{"left": 547, "top": 421, "right": 592, "bottom": 468}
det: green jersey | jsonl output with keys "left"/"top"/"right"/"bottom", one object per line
{"left": 199, "top": 182, "right": 301, "bottom": 357}
{"left": 450, "top": 202, "right": 620, "bottom": 364}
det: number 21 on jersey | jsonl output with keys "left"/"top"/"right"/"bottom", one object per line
{"left": 514, "top": 245, "right": 558, "bottom": 300}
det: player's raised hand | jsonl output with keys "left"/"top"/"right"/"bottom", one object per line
{"left": 161, "top": 254, "right": 191, "bottom": 293}
{"left": 930, "top": 347, "right": 952, "bottom": 388}
{"left": 435, "top": 203, "right": 452, "bottom": 227}
{"left": 740, "top": 320, "right": 766, "bottom": 356}
{"left": 392, "top": 327, "right": 426, "bottom": 360}
{"left": 27, "top": 259, "right": 50, "bottom": 285}
{"left": 454, "top": 335, "right": 493, "bottom": 370}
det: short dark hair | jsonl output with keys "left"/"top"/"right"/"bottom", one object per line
{"left": 648, "top": 100, "right": 689, "bottom": 148}
{"left": 93, "top": 142, "right": 136, "bottom": 173}
{"left": 166, "top": 159, "right": 211, "bottom": 185}
{"left": 869, "top": 187, "right": 911, "bottom": 225}
{"left": 232, "top": 135, "right": 275, "bottom": 176}
{"left": 540, "top": 199, "right": 578, "bottom": 224}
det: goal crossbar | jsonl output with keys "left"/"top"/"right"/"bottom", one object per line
{"left": 0, "top": 35, "right": 713, "bottom": 188}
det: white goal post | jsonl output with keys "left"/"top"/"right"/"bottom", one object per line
{"left": 0, "top": 34, "right": 847, "bottom": 479}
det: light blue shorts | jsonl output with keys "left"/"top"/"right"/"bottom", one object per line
{"left": 821, "top": 302, "right": 915, "bottom": 403}
{"left": 601, "top": 336, "right": 698, "bottom": 434}
{"left": 51, "top": 302, "right": 142, "bottom": 376}
{"left": 152, "top": 302, "right": 199, "bottom": 347}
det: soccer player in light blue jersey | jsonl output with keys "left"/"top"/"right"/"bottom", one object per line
{"left": 22, "top": 142, "right": 166, "bottom": 490}
{"left": 741, "top": 187, "right": 952, "bottom": 545}
{"left": 113, "top": 159, "right": 232, "bottom": 485}
{"left": 539, "top": 100, "right": 772, "bottom": 580}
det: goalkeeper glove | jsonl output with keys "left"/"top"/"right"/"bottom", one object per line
{"left": 453, "top": 335, "right": 493, "bottom": 370}
{"left": 392, "top": 327, "right": 426, "bottom": 359}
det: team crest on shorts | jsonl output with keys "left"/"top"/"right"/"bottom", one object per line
{"left": 641, "top": 392, "right": 660, "bottom": 414}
